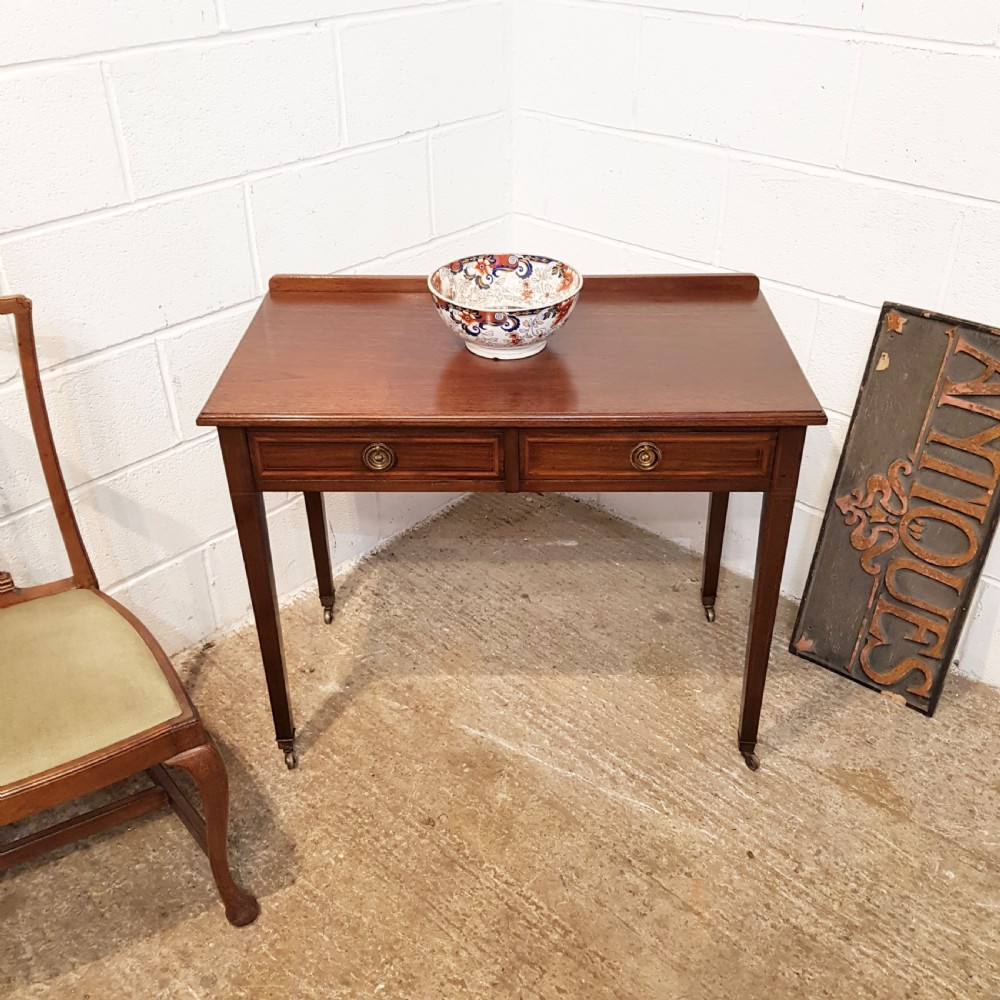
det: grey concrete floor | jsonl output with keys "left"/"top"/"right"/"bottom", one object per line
{"left": 2, "top": 493, "right": 999, "bottom": 999}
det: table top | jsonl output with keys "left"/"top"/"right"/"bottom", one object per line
{"left": 198, "top": 273, "right": 826, "bottom": 429}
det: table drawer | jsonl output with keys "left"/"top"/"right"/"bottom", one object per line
{"left": 520, "top": 429, "right": 775, "bottom": 489}
{"left": 250, "top": 429, "right": 504, "bottom": 489}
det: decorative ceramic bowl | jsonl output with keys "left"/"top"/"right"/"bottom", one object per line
{"left": 428, "top": 254, "right": 583, "bottom": 359}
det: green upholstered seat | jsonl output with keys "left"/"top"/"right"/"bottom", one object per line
{"left": 0, "top": 588, "right": 182, "bottom": 787}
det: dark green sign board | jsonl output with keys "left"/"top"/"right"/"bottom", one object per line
{"left": 792, "top": 304, "right": 1000, "bottom": 714}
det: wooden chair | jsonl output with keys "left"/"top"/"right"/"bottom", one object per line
{"left": 0, "top": 295, "right": 259, "bottom": 927}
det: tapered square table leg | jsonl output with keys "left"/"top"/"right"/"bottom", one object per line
{"left": 304, "top": 492, "right": 335, "bottom": 624}
{"left": 701, "top": 491, "right": 729, "bottom": 622}
{"left": 738, "top": 427, "right": 805, "bottom": 770}
{"left": 218, "top": 428, "right": 297, "bottom": 768}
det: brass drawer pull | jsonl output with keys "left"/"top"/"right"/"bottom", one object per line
{"left": 630, "top": 441, "right": 661, "bottom": 471}
{"left": 362, "top": 442, "right": 396, "bottom": 471}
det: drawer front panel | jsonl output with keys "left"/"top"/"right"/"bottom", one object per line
{"left": 521, "top": 429, "right": 774, "bottom": 488}
{"left": 251, "top": 429, "right": 503, "bottom": 487}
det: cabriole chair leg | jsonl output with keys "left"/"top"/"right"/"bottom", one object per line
{"left": 164, "top": 741, "right": 261, "bottom": 927}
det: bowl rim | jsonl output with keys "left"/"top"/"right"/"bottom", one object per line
{"left": 427, "top": 253, "right": 584, "bottom": 314}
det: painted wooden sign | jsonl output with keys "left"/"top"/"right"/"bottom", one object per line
{"left": 792, "top": 304, "right": 1000, "bottom": 714}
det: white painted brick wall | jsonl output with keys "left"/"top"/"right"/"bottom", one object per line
{"left": 510, "top": 215, "right": 714, "bottom": 277}
{"left": 431, "top": 119, "right": 510, "bottom": 234}
{"left": 3, "top": 190, "right": 256, "bottom": 364}
{"left": 204, "top": 496, "right": 325, "bottom": 633}
{"left": 744, "top": 0, "right": 859, "bottom": 31}
{"left": 956, "top": 578, "right": 1000, "bottom": 686}
{"left": 639, "top": 18, "right": 857, "bottom": 166}
{"left": 543, "top": 121, "right": 728, "bottom": 261}
{"left": 805, "top": 300, "right": 882, "bottom": 415}
{"left": 339, "top": 4, "right": 504, "bottom": 145}
{"left": 73, "top": 438, "right": 236, "bottom": 584}
{"left": 0, "top": 66, "right": 127, "bottom": 232}
{"left": 749, "top": 0, "right": 1000, "bottom": 45}
{"left": 108, "top": 548, "right": 217, "bottom": 657}
{"left": 0, "top": 502, "right": 72, "bottom": 590}
{"left": 158, "top": 306, "right": 259, "bottom": 441}
{"left": 719, "top": 162, "right": 961, "bottom": 304}
{"left": 0, "top": 0, "right": 508, "bottom": 656}
{"left": 943, "top": 204, "right": 1000, "bottom": 326}
{"left": 1, "top": 1, "right": 219, "bottom": 65}
{"left": 250, "top": 139, "right": 432, "bottom": 275}
{"left": 223, "top": 0, "right": 432, "bottom": 32}
{"left": 513, "top": 1, "right": 640, "bottom": 129}
{"left": 111, "top": 33, "right": 341, "bottom": 196}
{"left": 32, "top": 344, "right": 178, "bottom": 489}
{"left": 511, "top": 1, "right": 1000, "bottom": 687}
{"left": 846, "top": 46, "right": 1000, "bottom": 199}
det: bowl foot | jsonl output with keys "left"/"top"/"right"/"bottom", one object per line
{"left": 464, "top": 341, "right": 548, "bottom": 360}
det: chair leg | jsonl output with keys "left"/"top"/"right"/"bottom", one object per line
{"left": 163, "top": 741, "right": 260, "bottom": 927}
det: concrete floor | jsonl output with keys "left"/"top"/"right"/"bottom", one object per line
{"left": 2, "top": 494, "right": 999, "bottom": 999}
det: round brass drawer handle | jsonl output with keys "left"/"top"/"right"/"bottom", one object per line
{"left": 630, "top": 441, "right": 661, "bottom": 472}
{"left": 362, "top": 442, "right": 396, "bottom": 472}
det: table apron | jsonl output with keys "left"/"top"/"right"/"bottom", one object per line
{"left": 520, "top": 475, "right": 771, "bottom": 492}
{"left": 245, "top": 426, "right": 778, "bottom": 494}
{"left": 253, "top": 476, "right": 510, "bottom": 492}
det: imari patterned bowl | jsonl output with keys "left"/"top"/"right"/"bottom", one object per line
{"left": 428, "top": 254, "right": 583, "bottom": 360}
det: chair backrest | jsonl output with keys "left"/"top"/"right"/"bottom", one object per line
{"left": 1, "top": 295, "right": 97, "bottom": 598}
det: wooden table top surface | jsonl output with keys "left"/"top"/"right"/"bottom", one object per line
{"left": 197, "top": 273, "right": 826, "bottom": 429}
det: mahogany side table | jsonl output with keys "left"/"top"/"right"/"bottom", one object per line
{"left": 198, "top": 273, "right": 826, "bottom": 770}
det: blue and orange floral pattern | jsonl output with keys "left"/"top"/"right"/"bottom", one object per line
{"left": 428, "top": 253, "right": 583, "bottom": 358}
{"left": 450, "top": 254, "right": 536, "bottom": 289}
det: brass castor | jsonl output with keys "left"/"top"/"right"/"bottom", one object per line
{"left": 704, "top": 605, "right": 716, "bottom": 623}
{"left": 283, "top": 747, "right": 299, "bottom": 770}
{"left": 323, "top": 606, "right": 334, "bottom": 625}
{"left": 742, "top": 751, "right": 760, "bottom": 772}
